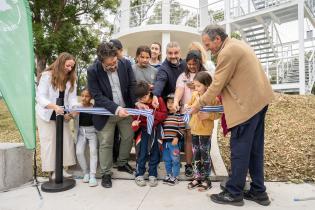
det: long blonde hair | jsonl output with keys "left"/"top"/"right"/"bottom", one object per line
{"left": 46, "top": 52, "right": 76, "bottom": 92}
{"left": 188, "top": 42, "right": 208, "bottom": 64}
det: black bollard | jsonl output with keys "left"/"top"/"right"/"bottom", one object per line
{"left": 41, "top": 98, "right": 76, "bottom": 192}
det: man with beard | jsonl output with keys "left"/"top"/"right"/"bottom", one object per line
{"left": 152, "top": 42, "right": 193, "bottom": 177}
{"left": 87, "top": 42, "right": 139, "bottom": 188}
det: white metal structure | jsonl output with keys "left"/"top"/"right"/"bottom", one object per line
{"left": 112, "top": 0, "right": 315, "bottom": 94}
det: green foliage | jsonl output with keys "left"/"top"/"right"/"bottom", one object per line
{"left": 30, "top": 0, "right": 118, "bottom": 76}
{"left": 231, "top": 31, "right": 241, "bottom": 40}
{"left": 130, "top": 0, "right": 157, "bottom": 27}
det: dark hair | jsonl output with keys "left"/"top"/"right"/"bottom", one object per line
{"left": 136, "top": 45, "right": 151, "bottom": 58}
{"left": 151, "top": 42, "right": 162, "bottom": 61}
{"left": 193, "top": 71, "right": 212, "bottom": 87}
{"left": 97, "top": 42, "right": 117, "bottom": 62}
{"left": 185, "top": 50, "right": 206, "bottom": 79}
{"left": 109, "top": 39, "right": 123, "bottom": 50}
{"left": 81, "top": 88, "right": 91, "bottom": 95}
{"left": 134, "top": 80, "right": 150, "bottom": 99}
{"left": 202, "top": 25, "right": 228, "bottom": 42}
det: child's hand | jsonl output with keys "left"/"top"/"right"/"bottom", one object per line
{"left": 64, "top": 113, "right": 72, "bottom": 121}
{"left": 197, "top": 112, "right": 210, "bottom": 120}
{"left": 184, "top": 104, "right": 190, "bottom": 110}
{"left": 71, "top": 112, "right": 79, "bottom": 117}
{"left": 172, "top": 137, "right": 179, "bottom": 145}
{"left": 132, "top": 120, "right": 141, "bottom": 127}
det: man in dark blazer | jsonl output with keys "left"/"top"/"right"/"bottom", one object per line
{"left": 87, "top": 42, "right": 137, "bottom": 188}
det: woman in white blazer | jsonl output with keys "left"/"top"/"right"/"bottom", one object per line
{"left": 36, "top": 52, "right": 78, "bottom": 178}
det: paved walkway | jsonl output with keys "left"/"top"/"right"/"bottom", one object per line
{"left": 0, "top": 179, "right": 314, "bottom": 210}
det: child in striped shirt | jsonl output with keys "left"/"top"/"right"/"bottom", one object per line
{"left": 161, "top": 93, "right": 185, "bottom": 185}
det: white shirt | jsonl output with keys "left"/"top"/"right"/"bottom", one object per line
{"left": 36, "top": 71, "right": 78, "bottom": 121}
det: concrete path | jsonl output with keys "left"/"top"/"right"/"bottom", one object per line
{"left": 0, "top": 179, "right": 314, "bottom": 210}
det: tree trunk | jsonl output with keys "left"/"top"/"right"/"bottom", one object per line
{"left": 35, "top": 54, "right": 47, "bottom": 83}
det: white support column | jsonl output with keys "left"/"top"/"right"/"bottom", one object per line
{"left": 225, "top": 0, "right": 231, "bottom": 35}
{"left": 298, "top": 0, "right": 306, "bottom": 94}
{"left": 199, "top": 0, "right": 210, "bottom": 30}
{"left": 162, "top": 0, "right": 170, "bottom": 24}
{"left": 162, "top": 32, "right": 170, "bottom": 61}
{"left": 120, "top": 0, "right": 130, "bottom": 31}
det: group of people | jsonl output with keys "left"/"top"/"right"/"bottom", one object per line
{"left": 36, "top": 24, "right": 274, "bottom": 207}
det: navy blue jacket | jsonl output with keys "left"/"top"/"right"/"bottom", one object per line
{"left": 87, "top": 59, "right": 136, "bottom": 131}
{"left": 153, "top": 59, "right": 186, "bottom": 99}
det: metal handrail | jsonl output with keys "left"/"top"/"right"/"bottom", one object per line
{"left": 307, "top": 49, "right": 315, "bottom": 93}
{"left": 114, "top": 0, "right": 200, "bottom": 31}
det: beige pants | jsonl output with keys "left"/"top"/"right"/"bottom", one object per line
{"left": 37, "top": 115, "right": 76, "bottom": 172}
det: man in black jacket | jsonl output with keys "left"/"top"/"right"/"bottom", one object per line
{"left": 152, "top": 42, "right": 194, "bottom": 177}
{"left": 152, "top": 42, "right": 186, "bottom": 99}
{"left": 87, "top": 42, "right": 136, "bottom": 188}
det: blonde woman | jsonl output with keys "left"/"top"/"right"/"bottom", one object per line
{"left": 36, "top": 52, "right": 78, "bottom": 179}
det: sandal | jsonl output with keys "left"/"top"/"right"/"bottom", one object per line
{"left": 197, "top": 179, "right": 212, "bottom": 192}
{"left": 187, "top": 179, "right": 202, "bottom": 189}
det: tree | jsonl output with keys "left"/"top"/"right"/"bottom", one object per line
{"left": 147, "top": 0, "right": 190, "bottom": 25}
{"left": 129, "top": 0, "right": 156, "bottom": 27}
{"left": 30, "top": 0, "right": 119, "bottom": 80}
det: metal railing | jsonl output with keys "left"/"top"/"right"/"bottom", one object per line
{"left": 230, "top": 0, "right": 292, "bottom": 18}
{"left": 307, "top": 49, "right": 315, "bottom": 93}
{"left": 306, "top": 0, "right": 315, "bottom": 16}
{"left": 113, "top": 1, "right": 200, "bottom": 33}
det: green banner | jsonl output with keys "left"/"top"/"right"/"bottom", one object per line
{"left": 0, "top": 0, "right": 36, "bottom": 149}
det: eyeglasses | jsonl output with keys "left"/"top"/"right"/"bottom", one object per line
{"left": 102, "top": 57, "right": 118, "bottom": 70}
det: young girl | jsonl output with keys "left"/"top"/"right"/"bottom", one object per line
{"left": 75, "top": 89, "right": 98, "bottom": 187}
{"left": 186, "top": 71, "right": 221, "bottom": 191}
{"left": 173, "top": 50, "right": 207, "bottom": 177}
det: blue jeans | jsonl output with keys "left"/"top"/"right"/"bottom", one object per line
{"left": 225, "top": 106, "right": 268, "bottom": 197}
{"left": 162, "top": 142, "right": 180, "bottom": 177}
{"left": 135, "top": 128, "right": 160, "bottom": 177}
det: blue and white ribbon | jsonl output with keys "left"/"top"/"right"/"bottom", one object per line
{"left": 183, "top": 105, "right": 224, "bottom": 123}
{"left": 67, "top": 107, "right": 154, "bottom": 135}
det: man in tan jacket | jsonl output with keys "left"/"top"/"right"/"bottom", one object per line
{"left": 191, "top": 25, "right": 274, "bottom": 206}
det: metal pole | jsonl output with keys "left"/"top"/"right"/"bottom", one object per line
{"left": 55, "top": 98, "right": 64, "bottom": 184}
{"left": 41, "top": 98, "right": 76, "bottom": 192}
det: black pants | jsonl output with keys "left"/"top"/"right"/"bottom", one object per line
{"left": 225, "top": 106, "right": 268, "bottom": 197}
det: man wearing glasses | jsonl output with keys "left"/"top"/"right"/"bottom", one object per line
{"left": 87, "top": 42, "right": 138, "bottom": 188}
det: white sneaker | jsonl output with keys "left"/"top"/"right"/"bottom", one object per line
{"left": 135, "top": 176, "right": 146, "bottom": 187}
{"left": 89, "top": 177, "right": 98, "bottom": 187}
{"left": 148, "top": 176, "right": 158, "bottom": 187}
{"left": 63, "top": 169, "right": 73, "bottom": 178}
{"left": 83, "top": 174, "right": 89, "bottom": 183}
{"left": 51, "top": 169, "right": 73, "bottom": 179}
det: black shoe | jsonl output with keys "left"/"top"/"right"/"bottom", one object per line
{"left": 184, "top": 164, "right": 193, "bottom": 177}
{"left": 117, "top": 163, "right": 135, "bottom": 174}
{"left": 101, "top": 174, "right": 112, "bottom": 188}
{"left": 244, "top": 191, "right": 271, "bottom": 206}
{"left": 210, "top": 191, "right": 244, "bottom": 206}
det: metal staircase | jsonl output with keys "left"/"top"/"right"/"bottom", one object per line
{"left": 242, "top": 24, "right": 276, "bottom": 63}
{"left": 252, "top": 0, "right": 285, "bottom": 10}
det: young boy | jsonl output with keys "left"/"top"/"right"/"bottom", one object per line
{"left": 161, "top": 93, "right": 185, "bottom": 185}
{"left": 132, "top": 81, "right": 167, "bottom": 187}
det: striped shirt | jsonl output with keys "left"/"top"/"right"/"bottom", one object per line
{"left": 162, "top": 113, "right": 185, "bottom": 140}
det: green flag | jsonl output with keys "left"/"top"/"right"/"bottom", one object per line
{"left": 0, "top": 0, "right": 36, "bottom": 149}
